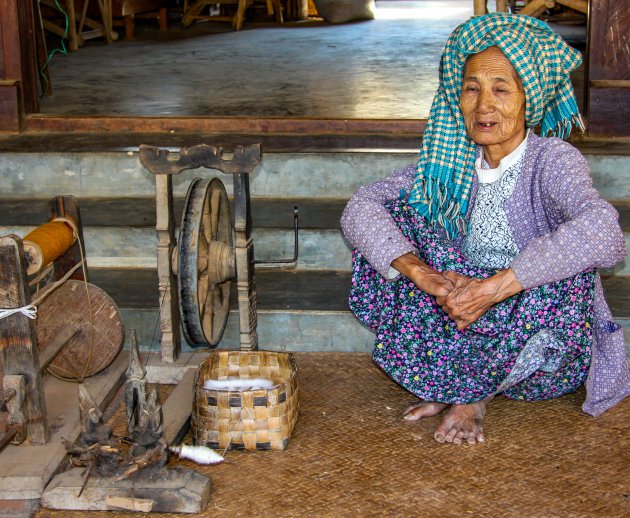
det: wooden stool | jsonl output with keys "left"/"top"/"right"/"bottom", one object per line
{"left": 474, "top": 0, "right": 588, "bottom": 17}
{"left": 183, "top": 0, "right": 283, "bottom": 31}
{"left": 518, "top": 0, "right": 587, "bottom": 17}
{"left": 40, "top": 0, "right": 117, "bottom": 51}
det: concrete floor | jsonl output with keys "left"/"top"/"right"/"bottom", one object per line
{"left": 39, "top": 0, "right": 587, "bottom": 119}
{"left": 39, "top": 1, "right": 474, "bottom": 118}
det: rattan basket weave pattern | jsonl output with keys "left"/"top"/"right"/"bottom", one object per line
{"left": 192, "top": 350, "right": 300, "bottom": 451}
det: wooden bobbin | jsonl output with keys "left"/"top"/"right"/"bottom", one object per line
{"left": 22, "top": 217, "right": 78, "bottom": 276}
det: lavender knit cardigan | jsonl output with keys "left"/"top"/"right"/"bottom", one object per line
{"left": 341, "top": 132, "right": 630, "bottom": 416}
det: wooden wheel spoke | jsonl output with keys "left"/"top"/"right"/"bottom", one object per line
{"left": 202, "top": 193, "right": 213, "bottom": 244}
{"left": 197, "top": 236, "right": 209, "bottom": 275}
{"left": 212, "top": 284, "right": 224, "bottom": 312}
{"left": 210, "top": 187, "right": 221, "bottom": 240}
{"left": 201, "top": 283, "right": 214, "bottom": 339}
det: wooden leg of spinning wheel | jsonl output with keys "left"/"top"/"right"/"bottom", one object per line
{"left": 233, "top": 173, "right": 258, "bottom": 351}
{"left": 155, "top": 174, "right": 181, "bottom": 363}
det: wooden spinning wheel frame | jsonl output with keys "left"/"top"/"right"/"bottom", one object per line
{"left": 140, "top": 143, "right": 262, "bottom": 362}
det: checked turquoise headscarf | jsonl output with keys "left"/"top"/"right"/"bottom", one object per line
{"left": 407, "top": 13, "right": 584, "bottom": 239}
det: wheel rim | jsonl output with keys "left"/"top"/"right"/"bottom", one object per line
{"left": 178, "top": 178, "right": 234, "bottom": 347}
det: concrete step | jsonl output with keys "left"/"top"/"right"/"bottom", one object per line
{"left": 3, "top": 225, "right": 628, "bottom": 276}
{"left": 1, "top": 151, "right": 629, "bottom": 200}
{"left": 92, "top": 268, "right": 630, "bottom": 357}
{"left": 91, "top": 267, "right": 630, "bottom": 315}
{"left": 1, "top": 197, "right": 628, "bottom": 232}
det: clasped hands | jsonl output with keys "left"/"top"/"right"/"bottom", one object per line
{"left": 391, "top": 252, "right": 522, "bottom": 330}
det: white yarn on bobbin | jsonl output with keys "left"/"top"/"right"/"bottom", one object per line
{"left": 170, "top": 444, "right": 225, "bottom": 465}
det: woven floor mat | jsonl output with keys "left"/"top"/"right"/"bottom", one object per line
{"left": 38, "top": 352, "right": 630, "bottom": 517}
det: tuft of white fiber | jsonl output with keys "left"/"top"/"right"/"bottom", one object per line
{"left": 170, "top": 444, "right": 225, "bottom": 465}
{"left": 203, "top": 377, "right": 275, "bottom": 391}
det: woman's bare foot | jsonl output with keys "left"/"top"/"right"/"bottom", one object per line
{"left": 403, "top": 401, "right": 449, "bottom": 421}
{"left": 433, "top": 399, "right": 490, "bottom": 445}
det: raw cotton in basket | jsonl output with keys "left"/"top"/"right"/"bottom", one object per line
{"left": 203, "top": 378, "right": 275, "bottom": 391}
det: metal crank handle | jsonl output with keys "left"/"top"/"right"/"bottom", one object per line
{"left": 254, "top": 206, "right": 299, "bottom": 265}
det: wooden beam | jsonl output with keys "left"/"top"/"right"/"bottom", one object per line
{"left": 162, "top": 369, "right": 195, "bottom": 445}
{"left": 555, "top": 0, "right": 588, "bottom": 13}
{"left": 24, "top": 115, "right": 426, "bottom": 135}
{"left": 519, "top": 0, "right": 546, "bottom": 16}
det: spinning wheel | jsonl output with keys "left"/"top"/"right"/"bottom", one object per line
{"left": 140, "top": 143, "right": 297, "bottom": 362}
{"left": 178, "top": 178, "right": 234, "bottom": 347}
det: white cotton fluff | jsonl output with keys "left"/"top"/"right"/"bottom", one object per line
{"left": 170, "top": 444, "right": 225, "bottom": 465}
{"left": 202, "top": 377, "right": 275, "bottom": 391}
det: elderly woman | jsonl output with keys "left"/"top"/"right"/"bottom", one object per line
{"left": 341, "top": 13, "right": 629, "bottom": 445}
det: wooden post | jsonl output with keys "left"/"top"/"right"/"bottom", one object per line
{"left": 0, "top": 0, "right": 39, "bottom": 131}
{"left": 49, "top": 195, "right": 88, "bottom": 282}
{"left": 473, "top": 0, "right": 487, "bottom": 15}
{"left": 154, "top": 173, "right": 181, "bottom": 362}
{"left": 125, "top": 329, "right": 147, "bottom": 430}
{"left": 519, "top": 0, "right": 547, "bottom": 16}
{"left": 586, "top": 0, "right": 630, "bottom": 137}
{"left": 233, "top": 172, "right": 258, "bottom": 351}
{"left": 0, "top": 236, "right": 48, "bottom": 444}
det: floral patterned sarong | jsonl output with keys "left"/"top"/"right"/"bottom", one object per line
{"left": 349, "top": 201, "right": 595, "bottom": 404}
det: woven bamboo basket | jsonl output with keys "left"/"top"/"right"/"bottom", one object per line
{"left": 192, "top": 350, "right": 300, "bottom": 451}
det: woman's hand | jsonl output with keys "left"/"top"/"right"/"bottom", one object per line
{"left": 436, "top": 269, "right": 523, "bottom": 329}
{"left": 391, "top": 252, "right": 455, "bottom": 297}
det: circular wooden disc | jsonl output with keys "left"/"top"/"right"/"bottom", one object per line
{"left": 36, "top": 280, "right": 125, "bottom": 380}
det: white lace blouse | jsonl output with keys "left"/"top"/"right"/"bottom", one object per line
{"left": 460, "top": 133, "right": 529, "bottom": 270}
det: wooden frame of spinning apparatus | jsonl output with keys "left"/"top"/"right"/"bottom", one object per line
{"left": 139, "top": 143, "right": 261, "bottom": 363}
{"left": 0, "top": 196, "right": 86, "bottom": 446}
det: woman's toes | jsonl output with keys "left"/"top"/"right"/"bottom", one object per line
{"left": 403, "top": 402, "right": 448, "bottom": 420}
{"left": 403, "top": 405, "right": 423, "bottom": 421}
{"left": 444, "top": 427, "right": 459, "bottom": 443}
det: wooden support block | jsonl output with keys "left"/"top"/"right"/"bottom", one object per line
{"left": 0, "top": 352, "right": 127, "bottom": 501}
{"left": 42, "top": 467, "right": 211, "bottom": 513}
{"left": 162, "top": 369, "right": 196, "bottom": 445}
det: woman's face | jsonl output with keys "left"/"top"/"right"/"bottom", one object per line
{"left": 460, "top": 47, "right": 526, "bottom": 151}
